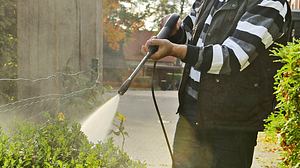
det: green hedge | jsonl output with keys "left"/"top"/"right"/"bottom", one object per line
{"left": 0, "top": 114, "right": 146, "bottom": 168}
{"left": 265, "top": 39, "right": 300, "bottom": 168}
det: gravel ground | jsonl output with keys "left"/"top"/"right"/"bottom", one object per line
{"left": 252, "top": 132, "right": 282, "bottom": 168}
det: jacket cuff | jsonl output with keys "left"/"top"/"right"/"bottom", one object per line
{"left": 182, "top": 44, "right": 200, "bottom": 66}
{"left": 168, "top": 26, "right": 186, "bottom": 44}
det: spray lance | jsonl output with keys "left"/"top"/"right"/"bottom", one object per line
{"left": 117, "top": 13, "right": 180, "bottom": 162}
{"left": 118, "top": 13, "right": 180, "bottom": 95}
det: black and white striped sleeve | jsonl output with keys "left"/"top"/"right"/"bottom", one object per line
{"left": 169, "top": 0, "right": 203, "bottom": 44}
{"left": 182, "top": 0, "right": 291, "bottom": 75}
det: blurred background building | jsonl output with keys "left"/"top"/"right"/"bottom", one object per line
{"left": 290, "top": 0, "right": 300, "bottom": 39}
{"left": 290, "top": 0, "right": 300, "bottom": 9}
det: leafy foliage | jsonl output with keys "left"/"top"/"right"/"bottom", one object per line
{"left": 0, "top": 0, "right": 17, "bottom": 103}
{"left": 265, "top": 39, "right": 300, "bottom": 167}
{"left": 142, "top": 0, "right": 191, "bottom": 29}
{"left": 111, "top": 112, "right": 129, "bottom": 151}
{"left": 103, "top": 0, "right": 191, "bottom": 51}
{"left": 0, "top": 114, "right": 146, "bottom": 167}
{"left": 103, "top": 0, "right": 146, "bottom": 51}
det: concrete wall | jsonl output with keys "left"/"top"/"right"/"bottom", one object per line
{"left": 17, "top": 0, "right": 103, "bottom": 99}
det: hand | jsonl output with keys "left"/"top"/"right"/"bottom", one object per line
{"left": 143, "top": 37, "right": 187, "bottom": 61}
{"left": 145, "top": 37, "right": 174, "bottom": 60}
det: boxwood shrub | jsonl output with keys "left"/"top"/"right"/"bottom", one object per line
{"left": 265, "top": 39, "right": 300, "bottom": 167}
{"left": 0, "top": 114, "right": 146, "bottom": 168}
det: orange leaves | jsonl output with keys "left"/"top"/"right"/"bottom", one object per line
{"left": 103, "top": 0, "right": 120, "bottom": 16}
{"left": 131, "top": 20, "right": 145, "bottom": 31}
{"left": 102, "top": 0, "right": 146, "bottom": 51}
{"left": 104, "top": 22, "right": 126, "bottom": 51}
{"left": 103, "top": 0, "right": 125, "bottom": 51}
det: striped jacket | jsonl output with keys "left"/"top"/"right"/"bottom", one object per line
{"left": 171, "top": 0, "right": 292, "bottom": 130}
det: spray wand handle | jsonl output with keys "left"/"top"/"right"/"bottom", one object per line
{"left": 118, "top": 52, "right": 152, "bottom": 95}
{"left": 118, "top": 13, "right": 180, "bottom": 95}
{"left": 148, "top": 13, "right": 180, "bottom": 54}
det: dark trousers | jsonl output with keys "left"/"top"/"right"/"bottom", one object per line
{"left": 172, "top": 116, "right": 258, "bottom": 168}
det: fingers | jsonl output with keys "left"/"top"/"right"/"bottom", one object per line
{"left": 143, "top": 37, "right": 174, "bottom": 61}
{"left": 141, "top": 45, "right": 147, "bottom": 55}
{"left": 143, "top": 36, "right": 157, "bottom": 53}
{"left": 145, "top": 36, "right": 157, "bottom": 47}
{"left": 146, "top": 38, "right": 163, "bottom": 47}
{"left": 150, "top": 39, "right": 173, "bottom": 61}
{"left": 150, "top": 52, "right": 162, "bottom": 61}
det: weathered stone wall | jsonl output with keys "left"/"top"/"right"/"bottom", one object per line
{"left": 17, "top": 0, "right": 103, "bottom": 99}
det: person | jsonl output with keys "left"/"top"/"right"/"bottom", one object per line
{"left": 144, "top": 0, "right": 292, "bottom": 167}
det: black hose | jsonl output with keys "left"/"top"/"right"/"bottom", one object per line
{"left": 151, "top": 61, "right": 174, "bottom": 163}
